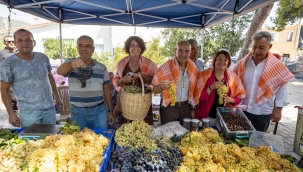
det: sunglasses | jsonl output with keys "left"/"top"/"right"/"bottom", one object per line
{"left": 5, "top": 41, "right": 14, "bottom": 43}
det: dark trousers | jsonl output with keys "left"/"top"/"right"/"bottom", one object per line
{"left": 244, "top": 111, "right": 271, "bottom": 132}
{"left": 160, "top": 103, "right": 192, "bottom": 125}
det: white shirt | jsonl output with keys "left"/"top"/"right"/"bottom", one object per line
{"left": 241, "top": 57, "right": 288, "bottom": 115}
{"left": 176, "top": 68, "right": 189, "bottom": 102}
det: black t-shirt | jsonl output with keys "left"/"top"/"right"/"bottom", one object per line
{"left": 208, "top": 78, "right": 226, "bottom": 119}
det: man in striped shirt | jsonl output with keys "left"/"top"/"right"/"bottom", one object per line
{"left": 57, "top": 35, "right": 114, "bottom": 129}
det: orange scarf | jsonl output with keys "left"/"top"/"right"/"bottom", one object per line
{"left": 199, "top": 68, "right": 246, "bottom": 101}
{"left": 113, "top": 55, "right": 158, "bottom": 91}
{"left": 233, "top": 52, "right": 294, "bottom": 105}
{"left": 152, "top": 57, "right": 201, "bottom": 107}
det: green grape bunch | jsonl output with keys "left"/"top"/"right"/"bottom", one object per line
{"left": 123, "top": 85, "right": 142, "bottom": 94}
{"left": 115, "top": 120, "right": 157, "bottom": 150}
{"left": 217, "top": 85, "right": 228, "bottom": 105}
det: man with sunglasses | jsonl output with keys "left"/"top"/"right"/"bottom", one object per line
{"left": 0, "top": 35, "right": 17, "bottom": 63}
{"left": 0, "top": 35, "right": 18, "bottom": 111}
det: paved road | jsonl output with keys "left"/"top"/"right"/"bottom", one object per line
{"left": 267, "top": 79, "right": 303, "bottom": 160}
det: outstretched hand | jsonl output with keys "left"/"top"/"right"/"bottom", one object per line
{"left": 71, "top": 58, "right": 86, "bottom": 69}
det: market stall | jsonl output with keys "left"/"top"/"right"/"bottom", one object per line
{"left": 1, "top": 106, "right": 302, "bottom": 171}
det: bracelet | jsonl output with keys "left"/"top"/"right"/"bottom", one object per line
{"left": 209, "top": 86, "right": 213, "bottom": 91}
{"left": 107, "top": 110, "right": 113, "bottom": 113}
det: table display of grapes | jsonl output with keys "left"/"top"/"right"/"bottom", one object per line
{"left": 1, "top": 121, "right": 302, "bottom": 172}
{"left": 221, "top": 113, "right": 252, "bottom": 131}
{"left": 0, "top": 127, "right": 109, "bottom": 172}
{"left": 111, "top": 121, "right": 301, "bottom": 172}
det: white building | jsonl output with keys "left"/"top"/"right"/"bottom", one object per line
{"left": 0, "top": 22, "right": 113, "bottom": 55}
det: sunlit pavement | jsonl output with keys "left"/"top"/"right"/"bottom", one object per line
{"left": 267, "top": 79, "right": 303, "bottom": 160}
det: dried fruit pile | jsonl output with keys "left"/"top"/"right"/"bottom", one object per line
{"left": 222, "top": 113, "right": 251, "bottom": 131}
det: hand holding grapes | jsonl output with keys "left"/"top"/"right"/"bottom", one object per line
{"left": 159, "top": 80, "right": 171, "bottom": 90}
{"left": 121, "top": 73, "right": 135, "bottom": 84}
{"left": 210, "top": 81, "right": 223, "bottom": 90}
{"left": 71, "top": 58, "right": 86, "bottom": 69}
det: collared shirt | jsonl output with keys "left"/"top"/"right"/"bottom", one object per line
{"left": 176, "top": 68, "right": 190, "bottom": 102}
{"left": 0, "top": 47, "right": 17, "bottom": 63}
{"left": 194, "top": 59, "right": 204, "bottom": 72}
{"left": 64, "top": 58, "right": 110, "bottom": 107}
{"left": 241, "top": 56, "right": 288, "bottom": 115}
{"left": 0, "top": 52, "right": 54, "bottom": 110}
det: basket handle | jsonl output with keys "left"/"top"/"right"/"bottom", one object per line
{"left": 138, "top": 73, "right": 145, "bottom": 95}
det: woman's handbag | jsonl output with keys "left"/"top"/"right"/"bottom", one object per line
{"left": 120, "top": 74, "right": 152, "bottom": 120}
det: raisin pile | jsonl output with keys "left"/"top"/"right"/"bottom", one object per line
{"left": 222, "top": 113, "right": 251, "bottom": 131}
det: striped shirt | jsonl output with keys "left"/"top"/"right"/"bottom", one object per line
{"left": 64, "top": 58, "right": 110, "bottom": 107}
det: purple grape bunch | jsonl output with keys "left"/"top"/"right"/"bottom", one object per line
{"left": 77, "top": 67, "right": 94, "bottom": 88}
{"left": 110, "top": 146, "right": 182, "bottom": 172}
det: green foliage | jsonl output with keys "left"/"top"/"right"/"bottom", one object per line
{"left": 43, "top": 37, "right": 78, "bottom": 60}
{"left": 93, "top": 46, "right": 127, "bottom": 72}
{"left": 270, "top": 0, "right": 303, "bottom": 31}
{"left": 161, "top": 29, "right": 200, "bottom": 58}
{"left": 143, "top": 37, "right": 168, "bottom": 66}
{"left": 161, "top": 13, "right": 253, "bottom": 62}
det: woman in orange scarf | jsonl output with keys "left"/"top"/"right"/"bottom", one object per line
{"left": 195, "top": 49, "right": 245, "bottom": 125}
{"left": 112, "top": 36, "right": 158, "bottom": 125}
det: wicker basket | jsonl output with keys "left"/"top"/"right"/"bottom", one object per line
{"left": 120, "top": 74, "right": 152, "bottom": 120}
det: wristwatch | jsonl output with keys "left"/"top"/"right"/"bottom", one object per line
{"left": 107, "top": 109, "right": 113, "bottom": 113}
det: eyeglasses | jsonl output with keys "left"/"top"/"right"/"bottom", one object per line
{"left": 5, "top": 41, "right": 14, "bottom": 43}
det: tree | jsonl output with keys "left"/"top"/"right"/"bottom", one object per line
{"left": 161, "top": 13, "right": 253, "bottom": 62}
{"left": 270, "top": 0, "right": 303, "bottom": 32}
{"left": 43, "top": 37, "right": 78, "bottom": 60}
{"left": 93, "top": 46, "right": 127, "bottom": 72}
{"left": 161, "top": 29, "right": 200, "bottom": 58}
{"left": 143, "top": 37, "right": 167, "bottom": 66}
{"left": 237, "top": 4, "right": 274, "bottom": 60}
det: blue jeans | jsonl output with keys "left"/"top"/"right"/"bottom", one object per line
{"left": 19, "top": 106, "right": 56, "bottom": 128}
{"left": 70, "top": 103, "right": 108, "bottom": 129}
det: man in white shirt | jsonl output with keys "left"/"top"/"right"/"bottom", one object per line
{"left": 233, "top": 31, "right": 294, "bottom": 132}
{"left": 188, "top": 39, "right": 204, "bottom": 72}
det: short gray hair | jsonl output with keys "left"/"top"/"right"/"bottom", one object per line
{"left": 3, "top": 35, "right": 12, "bottom": 41}
{"left": 187, "top": 38, "right": 197, "bottom": 45}
{"left": 253, "top": 31, "right": 272, "bottom": 45}
{"left": 77, "top": 35, "right": 94, "bottom": 45}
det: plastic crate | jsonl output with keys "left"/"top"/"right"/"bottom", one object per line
{"left": 216, "top": 107, "right": 255, "bottom": 139}
{"left": 9, "top": 128, "right": 25, "bottom": 133}
{"left": 93, "top": 129, "right": 115, "bottom": 172}
{"left": 249, "top": 131, "right": 284, "bottom": 154}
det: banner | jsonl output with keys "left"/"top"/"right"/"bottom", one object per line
{"left": 299, "top": 25, "right": 303, "bottom": 50}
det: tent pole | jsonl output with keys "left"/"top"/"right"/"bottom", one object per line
{"left": 200, "top": 28, "right": 205, "bottom": 60}
{"left": 134, "top": 26, "right": 136, "bottom": 35}
{"left": 59, "top": 9, "right": 63, "bottom": 64}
